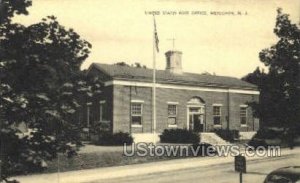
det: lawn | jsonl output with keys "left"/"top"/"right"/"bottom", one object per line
{"left": 44, "top": 144, "right": 192, "bottom": 174}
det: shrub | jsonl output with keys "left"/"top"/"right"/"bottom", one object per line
{"left": 213, "top": 129, "right": 240, "bottom": 142}
{"left": 90, "top": 122, "right": 111, "bottom": 134}
{"left": 94, "top": 132, "right": 133, "bottom": 146}
{"left": 254, "top": 128, "right": 283, "bottom": 139}
{"left": 247, "top": 128, "right": 285, "bottom": 148}
{"left": 249, "top": 128, "right": 298, "bottom": 148}
{"left": 247, "top": 138, "right": 268, "bottom": 149}
{"left": 160, "top": 129, "right": 200, "bottom": 144}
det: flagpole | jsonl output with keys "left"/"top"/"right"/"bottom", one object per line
{"left": 152, "top": 15, "right": 157, "bottom": 144}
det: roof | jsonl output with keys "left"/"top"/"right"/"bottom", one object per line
{"left": 272, "top": 166, "right": 300, "bottom": 175}
{"left": 268, "top": 166, "right": 300, "bottom": 181}
{"left": 91, "top": 63, "right": 258, "bottom": 90}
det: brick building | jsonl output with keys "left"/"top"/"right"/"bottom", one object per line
{"left": 86, "top": 50, "right": 260, "bottom": 138}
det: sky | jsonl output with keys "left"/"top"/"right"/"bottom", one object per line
{"left": 14, "top": 0, "right": 300, "bottom": 78}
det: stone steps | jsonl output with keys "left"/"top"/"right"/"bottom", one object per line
{"left": 200, "top": 132, "right": 230, "bottom": 145}
{"left": 239, "top": 131, "right": 257, "bottom": 140}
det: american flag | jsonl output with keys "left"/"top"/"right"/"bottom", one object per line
{"left": 154, "top": 16, "right": 159, "bottom": 53}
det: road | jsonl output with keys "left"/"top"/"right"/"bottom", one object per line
{"left": 88, "top": 153, "right": 300, "bottom": 183}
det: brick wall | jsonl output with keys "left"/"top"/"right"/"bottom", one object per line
{"left": 228, "top": 93, "right": 258, "bottom": 131}
{"left": 112, "top": 84, "right": 259, "bottom": 133}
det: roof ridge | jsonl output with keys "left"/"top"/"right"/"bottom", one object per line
{"left": 91, "top": 63, "right": 257, "bottom": 89}
{"left": 94, "top": 63, "right": 237, "bottom": 78}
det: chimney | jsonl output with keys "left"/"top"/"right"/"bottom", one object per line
{"left": 165, "top": 50, "right": 183, "bottom": 74}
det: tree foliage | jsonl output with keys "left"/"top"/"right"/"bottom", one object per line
{"left": 0, "top": 0, "right": 99, "bottom": 182}
{"left": 243, "top": 9, "right": 300, "bottom": 130}
{"left": 114, "top": 61, "right": 147, "bottom": 68}
{"left": 0, "top": 0, "right": 32, "bottom": 24}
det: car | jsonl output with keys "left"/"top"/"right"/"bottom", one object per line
{"left": 264, "top": 166, "right": 300, "bottom": 183}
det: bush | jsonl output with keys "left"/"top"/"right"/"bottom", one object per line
{"left": 254, "top": 128, "right": 283, "bottom": 139}
{"left": 247, "top": 138, "right": 268, "bottom": 149}
{"left": 247, "top": 128, "right": 284, "bottom": 149}
{"left": 94, "top": 132, "right": 133, "bottom": 146}
{"left": 160, "top": 129, "right": 200, "bottom": 144}
{"left": 213, "top": 129, "right": 240, "bottom": 142}
{"left": 90, "top": 122, "right": 111, "bottom": 134}
{"left": 249, "top": 128, "right": 298, "bottom": 148}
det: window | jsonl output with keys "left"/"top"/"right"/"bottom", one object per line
{"left": 240, "top": 106, "right": 247, "bottom": 125}
{"left": 213, "top": 106, "right": 221, "bottom": 125}
{"left": 131, "top": 103, "right": 143, "bottom": 126}
{"left": 100, "top": 101, "right": 109, "bottom": 121}
{"left": 168, "top": 104, "right": 177, "bottom": 126}
{"left": 86, "top": 102, "right": 92, "bottom": 128}
{"left": 189, "top": 107, "right": 201, "bottom": 113}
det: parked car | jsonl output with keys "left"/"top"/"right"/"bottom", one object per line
{"left": 264, "top": 166, "right": 300, "bottom": 183}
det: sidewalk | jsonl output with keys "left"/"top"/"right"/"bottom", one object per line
{"left": 13, "top": 147, "right": 300, "bottom": 183}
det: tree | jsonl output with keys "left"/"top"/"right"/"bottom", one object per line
{"left": 0, "top": 0, "right": 95, "bottom": 182}
{"left": 132, "top": 62, "right": 147, "bottom": 69}
{"left": 114, "top": 62, "right": 147, "bottom": 68}
{"left": 114, "top": 61, "right": 130, "bottom": 67}
{"left": 243, "top": 9, "right": 300, "bottom": 132}
{"left": 0, "top": 0, "right": 32, "bottom": 24}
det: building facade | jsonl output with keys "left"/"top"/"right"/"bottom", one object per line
{"left": 86, "top": 50, "right": 260, "bottom": 135}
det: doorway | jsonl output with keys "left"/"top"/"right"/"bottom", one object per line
{"left": 188, "top": 107, "right": 205, "bottom": 132}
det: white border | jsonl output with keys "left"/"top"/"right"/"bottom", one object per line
{"left": 131, "top": 99, "right": 145, "bottom": 103}
{"left": 105, "top": 80, "right": 259, "bottom": 95}
{"left": 131, "top": 124, "right": 143, "bottom": 128}
{"left": 167, "top": 101, "right": 179, "bottom": 104}
{"left": 212, "top": 103, "right": 223, "bottom": 106}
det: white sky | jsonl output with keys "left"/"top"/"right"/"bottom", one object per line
{"left": 14, "top": 0, "right": 300, "bottom": 78}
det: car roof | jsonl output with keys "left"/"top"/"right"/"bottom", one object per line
{"left": 270, "top": 166, "right": 300, "bottom": 180}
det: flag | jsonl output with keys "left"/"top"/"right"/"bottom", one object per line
{"left": 154, "top": 16, "right": 159, "bottom": 53}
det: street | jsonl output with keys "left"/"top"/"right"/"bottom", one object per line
{"left": 88, "top": 153, "right": 300, "bottom": 183}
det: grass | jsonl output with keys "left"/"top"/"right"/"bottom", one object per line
{"left": 44, "top": 144, "right": 192, "bottom": 174}
{"left": 26, "top": 141, "right": 299, "bottom": 175}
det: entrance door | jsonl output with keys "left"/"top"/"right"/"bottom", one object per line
{"left": 194, "top": 114, "right": 204, "bottom": 132}
{"left": 188, "top": 107, "right": 204, "bottom": 132}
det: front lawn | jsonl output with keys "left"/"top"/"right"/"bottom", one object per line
{"left": 44, "top": 144, "right": 193, "bottom": 174}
